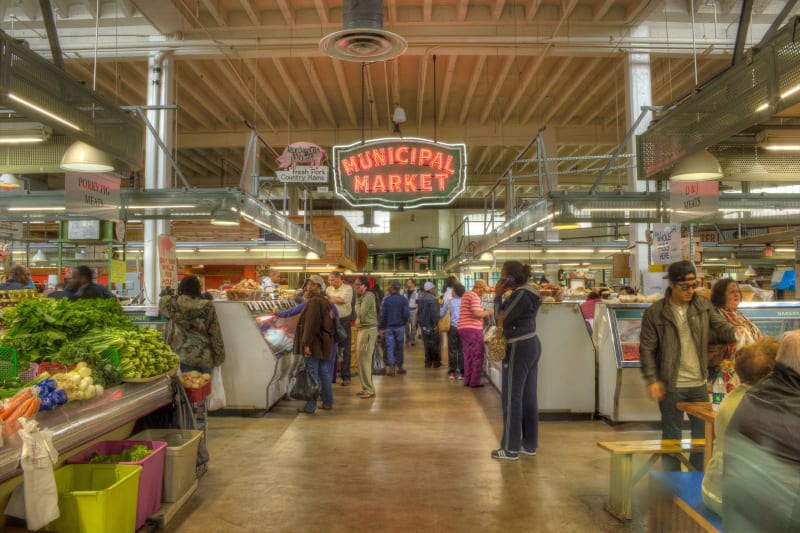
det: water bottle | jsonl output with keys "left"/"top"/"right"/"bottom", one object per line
{"left": 712, "top": 372, "right": 725, "bottom": 412}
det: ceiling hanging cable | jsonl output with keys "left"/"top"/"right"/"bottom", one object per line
{"left": 432, "top": 54, "right": 437, "bottom": 142}
{"left": 690, "top": 0, "right": 698, "bottom": 85}
{"left": 361, "top": 62, "right": 366, "bottom": 144}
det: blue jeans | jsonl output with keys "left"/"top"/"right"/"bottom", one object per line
{"left": 659, "top": 385, "right": 707, "bottom": 471}
{"left": 384, "top": 327, "right": 405, "bottom": 368}
{"left": 304, "top": 357, "right": 333, "bottom": 412}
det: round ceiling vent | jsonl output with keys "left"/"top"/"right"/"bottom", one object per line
{"left": 320, "top": 28, "right": 407, "bottom": 62}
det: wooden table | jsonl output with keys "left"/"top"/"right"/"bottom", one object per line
{"left": 676, "top": 401, "right": 716, "bottom": 471}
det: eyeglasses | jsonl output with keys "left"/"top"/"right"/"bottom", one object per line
{"left": 676, "top": 282, "right": 699, "bottom": 291}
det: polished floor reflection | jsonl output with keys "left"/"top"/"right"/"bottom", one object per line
{"left": 165, "top": 345, "right": 656, "bottom": 532}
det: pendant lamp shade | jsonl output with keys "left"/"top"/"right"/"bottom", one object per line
{"left": 61, "top": 141, "right": 114, "bottom": 172}
{"left": 669, "top": 150, "right": 723, "bottom": 181}
{"left": 745, "top": 265, "right": 757, "bottom": 277}
{"left": 32, "top": 249, "right": 47, "bottom": 262}
{"left": 305, "top": 250, "right": 320, "bottom": 260}
{"left": 0, "top": 174, "right": 21, "bottom": 189}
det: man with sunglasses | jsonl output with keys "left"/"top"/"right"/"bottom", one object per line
{"left": 640, "top": 260, "right": 746, "bottom": 471}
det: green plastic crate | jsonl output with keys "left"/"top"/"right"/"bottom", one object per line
{"left": 0, "top": 346, "right": 18, "bottom": 381}
{"left": 44, "top": 464, "right": 142, "bottom": 533}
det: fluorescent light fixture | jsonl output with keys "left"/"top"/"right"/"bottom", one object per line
{"left": 754, "top": 84, "right": 800, "bottom": 112}
{"left": 545, "top": 248, "right": 595, "bottom": 254}
{"left": 755, "top": 102, "right": 769, "bottom": 112}
{"left": 249, "top": 246, "right": 300, "bottom": 252}
{"left": 0, "top": 122, "right": 52, "bottom": 144}
{"left": 176, "top": 249, "right": 196, "bottom": 253}
{"left": 210, "top": 218, "right": 240, "bottom": 226}
{"left": 756, "top": 129, "right": 800, "bottom": 151}
{"left": 774, "top": 248, "right": 795, "bottom": 253}
{"left": 128, "top": 204, "right": 195, "bottom": 209}
{"left": 7, "top": 206, "right": 65, "bottom": 211}
{"left": 198, "top": 248, "right": 248, "bottom": 253}
{"left": 579, "top": 207, "right": 658, "bottom": 213}
{"left": 670, "top": 150, "right": 723, "bottom": 181}
{"left": 7, "top": 93, "right": 82, "bottom": 131}
{"left": 61, "top": 141, "right": 114, "bottom": 172}
{"left": 0, "top": 174, "right": 21, "bottom": 189}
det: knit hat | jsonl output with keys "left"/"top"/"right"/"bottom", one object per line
{"left": 390, "top": 280, "right": 402, "bottom": 290}
{"left": 424, "top": 281, "right": 435, "bottom": 291}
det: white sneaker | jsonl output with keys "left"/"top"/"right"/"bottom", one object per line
{"left": 518, "top": 447, "right": 537, "bottom": 456}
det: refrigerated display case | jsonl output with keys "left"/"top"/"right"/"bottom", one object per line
{"left": 595, "top": 300, "right": 800, "bottom": 422}
{"left": 485, "top": 301, "right": 596, "bottom": 414}
{"left": 213, "top": 299, "right": 296, "bottom": 410}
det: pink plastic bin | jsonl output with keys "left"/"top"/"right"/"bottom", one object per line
{"left": 66, "top": 440, "right": 167, "bottom": 530}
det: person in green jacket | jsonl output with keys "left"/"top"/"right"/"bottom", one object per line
{"left": 159, "top": 275, "right": 225, "bottom": 373}
{"left": 354, "top": 275, "right": 378, "bottom": 399}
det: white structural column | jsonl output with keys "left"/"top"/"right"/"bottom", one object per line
{"left": 624, "top": 25, "right": 653, "bottom": 290}
{"left": 143, "top": 52, "right": 173, "bottom": 304}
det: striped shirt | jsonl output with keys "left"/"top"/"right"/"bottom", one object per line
{"left": 457, "top": 290, "right": 485, "bottom": 331}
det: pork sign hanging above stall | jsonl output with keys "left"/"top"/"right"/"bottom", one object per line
{"left": 332, "top": 137, "right": 467, "bottom": 209}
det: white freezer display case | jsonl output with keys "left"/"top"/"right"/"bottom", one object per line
{"left": 595, "top": 300, "right": 800, "bottom": 422}
{"left": 213, "top": 299, "right": 296, "bottom": 410}
{"left": 485, "top": 301, "right": 596, "bottom": 414}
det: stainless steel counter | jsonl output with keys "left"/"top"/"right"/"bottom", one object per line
{"left": 0, "top": 377, "right": 173, "bottom": 482}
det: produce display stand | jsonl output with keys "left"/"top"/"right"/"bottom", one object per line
{"left": 213, "top": 299, "right": 296, "bottom": 410}
{"left": 483, "top": 301, "right": 596, "bottom": 414}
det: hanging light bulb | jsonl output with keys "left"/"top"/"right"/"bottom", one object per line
{"left": 61, "top": 141, "right": 114, "bottom": 172}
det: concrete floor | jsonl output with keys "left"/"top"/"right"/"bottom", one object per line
{"left": 164, "top": 346, "right": 661, "bottom": 533}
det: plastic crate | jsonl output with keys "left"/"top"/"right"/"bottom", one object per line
{"left": 44, "top": 464, "right": 142, "bottom": 533}
{"left": 18, "top": 362, "right": 37, "bottom": 383}
{"left": 130, "top": 429, "right": 202, "bottom": 502}
{"left": 0, "top": 346, "right": 18, "bottom": 381}
{"left": 37, "top": 348, "right": 119, "bottom": 376}
{"left": 66, "top": 440, "right": 167, "bottom": 530}
{"left": 184, "top": 381, "right": 211, "bottom": 403}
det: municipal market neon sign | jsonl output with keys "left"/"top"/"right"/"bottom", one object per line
{"left": 332, "top": 137, "right": 467, "bottom": 209}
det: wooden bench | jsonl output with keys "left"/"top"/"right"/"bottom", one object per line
{"left": 597, "top": 438, "right": 705, "bottom": 521}
{"left": 649, "top": 471, "right": 722, "bottom": 533}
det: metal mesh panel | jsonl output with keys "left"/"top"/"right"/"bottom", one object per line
{"left": 716, "top": 144, "right": 800, "bottom": 180}
{"left": 638, "top": 16, "right": 800, "bottom": 180}
{"left": 0, "top": 31, "right": 142, "bottom": 169}
{"left": 0, "top": 134, "right": 70, "bottom": 172}
{"left": 551, "top": 192, "right": 666, "bottom": 223}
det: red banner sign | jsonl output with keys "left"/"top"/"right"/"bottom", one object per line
{"left": 332, "top": 137, "right": 467, "bottom": 208}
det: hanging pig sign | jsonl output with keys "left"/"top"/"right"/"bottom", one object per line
{"left": 275, "top": 142, "right": 327, "bottom": 169}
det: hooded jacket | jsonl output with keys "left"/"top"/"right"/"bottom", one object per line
{"left": 160, "top": 294, "right": 225, "bottom": 369}
{"left": 294, "top": 293, "right": 334, "bottom": 360}
{"left": 498, "top": 285, "right": 541, "bottom": 341}
{"left": 639, "top": 289, "right": 737, "bottom": 390}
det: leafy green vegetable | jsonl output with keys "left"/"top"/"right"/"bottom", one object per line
{"left": 88, "top": 444, "right": 153, "bottom": 463}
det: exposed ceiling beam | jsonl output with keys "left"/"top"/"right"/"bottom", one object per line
{"left": 423, "top": 0, "right": 432, "bottom": 22}
{"left": 491, "top": 0, "right": 506, "bottom": 20}
{"left": 561, "top": 58, "right": 621, "bottom": 124}
{"left": 275, "top": 0, "right": 292, "bottom": 24}
{"left": 551, "top": 0, "right": 579, "bottom": 37}
{"left": 302, "top": 57, "right": 337, "bottom": 128}
{"left": 178, "top": 124, "right": 621, "bottom": 149}
{"left": 474, "top": 146, "right": 494, "bottom": 174}
{"left": 457, "top": 0, "right": 468, "bottom": 21}
{"left": 215, "top": 59, "right": 274, "bottom": 130}
{"left": 184, "top": 60, "right": 248, "bottom": 127}
{"left": 525, "top": 0, "right": 542, "bottom": 21}
{"left": 479, "top": 55, "right": 514, "bottom": 125}
{"left": 521, "top": 58, "right": 573, "bottom": 123}
{"left": 386, "top": 0, "right": 397, "bottom": 25}
{"left": 459, "top": 55, "right": 486, "bottom": 125}
{"left": 82, "top": 0, "right": 97, "bottom": 19}
{"left": 542, "top": 57, "right": 602, "bottom": 125}
{"left": 200, "top": 0, "right": 226, "bottom": 26}
{"left": 243, "top": 59, "right": 289, "bottom": 126}
{"left": 272, "top": 57, "right": 315, "bottom": 127}
{"left": 313, "top": 0, "right": 328, "bottom": 25}
{"left": 501, "top": 46, "right": 551, "bottom": 123}
{"left": 593, "top": 0, "right": 615, "bottom": 21}
{"left": 238, "top": 0, "right": 259, "bottom": 26}
{"left": 331, "top": 60, "right": 358, "bottom": 128}
{"left": 437, "top": 55, "right": 457, "bottom": 124}
{"left": 176, "top": 73, "right": 230, "bottom": 126}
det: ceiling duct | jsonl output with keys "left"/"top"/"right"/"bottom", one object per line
{"left": 319, "top": 0, "right": 407, "bottom": 62}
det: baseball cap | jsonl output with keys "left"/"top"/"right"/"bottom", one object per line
{"left": 424, "top": 281, "right": 435, "bottom": 291}
{"left": 390, "top": 280, "right": 402, "bottom": 290}
{"left": 664, "top": 260, "right": 696, "bottom": 282}
{"left": 307, "top": 274, "right": 326, "bottom": 290}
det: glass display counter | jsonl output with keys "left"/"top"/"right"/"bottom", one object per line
{"left": 213, "top": 299, "right": 296, "bottom": 410}
{"left": 484, "top": 301, "right": 596, "bottom": 414}
{"left": 595, "top": 300, "right": 800, "bottom": 422}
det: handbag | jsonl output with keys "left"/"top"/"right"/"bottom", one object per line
{"left": 438, "top": 301, "right": 451, "bottom": 333}
{"left": 371, "top": 345, "right": 386, "bottom": 375}
{"left": 486, "top": 324, "right": 507, "bottom": 362}
{"left": 289, "top": 359, "right": 320, "bottom": 401}
{"left": 330, "top": 310, "right": 348, "bottom": 343}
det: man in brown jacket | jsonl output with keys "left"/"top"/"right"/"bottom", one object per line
{"left": 640, "top": 260, "right": 743, "bottom": 471}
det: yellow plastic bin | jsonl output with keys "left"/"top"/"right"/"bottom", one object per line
{"left": 44, "top": 464, "right": 142, "bottom": 533}
{"left": 130, "top": 429, "right": 202, "bottom": 502}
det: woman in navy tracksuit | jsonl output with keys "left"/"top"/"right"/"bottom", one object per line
{"left": 491, "top": 260, "right": 543, "bottom": 461}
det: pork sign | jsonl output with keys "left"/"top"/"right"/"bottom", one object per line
{"left": 332, "top": 137, "right": 467, "bottom": 209}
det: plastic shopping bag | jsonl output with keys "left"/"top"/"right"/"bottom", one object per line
{"left": 4, "top": 417, "right": 60, "bottom": 530}
{"left": 208, "top": 367, "right": 227, "bottom": 411}
{"left": 288, "top": 359, "right": 320, "bottom": 401}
